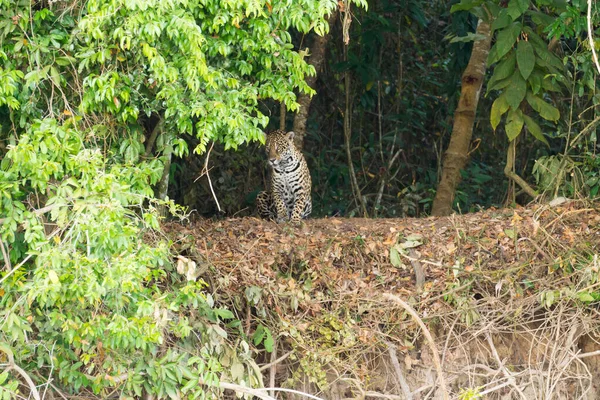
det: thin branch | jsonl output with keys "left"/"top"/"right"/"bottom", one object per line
{"left": 201, "top": 379, "right": 326, "bottom": 400}
{"left": 364, "top": 392, "right": 404, "bottom": 399}
{"left": 194, "top": 142, "right": 222, "bottom": 212}
{"left": 1, "top": 347, "right": 41, "bottom": 400}
{"left": 269, "top": 339, "right": 277, "bottom": 398}
{"left": 0, "top": 239, "right": 11, "bottom": 272}
{"left": 259, "top": 351, "right": 293, "bottom": 372}
{"left": 485, "top": 333, "right": 528, "bottom": 400}
{"left": 384, "top": 340, "right": 413, "bottom": 400}
{"left": 254, "top": 387, "right": 326, "bottom": 400}
{"left": 577, "top": 349, "right": 600, "bottom": 359}
{"left": 382, "top": 293, "right": 450, "bottom": 400}
{"left": 588, "top": 0, "right": 600, "bottom": 74}
{"left": 504, "top": 140, "right": 538, "bottom": 199}
{"left": 0, "top": 253, "right": 34, "bottom": 286}
{"left": 0, "top": 204, "right": 64, "bottom": 225}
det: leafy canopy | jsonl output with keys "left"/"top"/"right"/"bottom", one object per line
{"left": 0, "top": 0, "right": 360, "bottom": 398}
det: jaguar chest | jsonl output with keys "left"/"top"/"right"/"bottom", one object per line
{"left": 272, "top": 160, "right": 305, "bottom": 204}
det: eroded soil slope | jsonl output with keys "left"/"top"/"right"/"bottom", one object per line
{"left": 165, "top": 201, "right": 600, "bottom": 399}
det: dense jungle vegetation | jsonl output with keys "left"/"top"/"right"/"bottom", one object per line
{"left": 1, "top": 0, "right": 600, "bottom": 399}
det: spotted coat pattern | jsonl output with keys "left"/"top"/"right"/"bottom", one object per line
{"left": 256, "top": 130, "right": 312, "bottom": 222}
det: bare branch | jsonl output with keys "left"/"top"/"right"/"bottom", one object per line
{"left": 588, "top": 0, "right": 600, "bottom": 74}
{"left": 383, "top": 293, "right": 450, "bottom": 400}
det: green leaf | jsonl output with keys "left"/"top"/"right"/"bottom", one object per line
{"left": 507, "top": 0, "right": 529, "bottom": 20}
{"left": 488, "top": 22, "right": 522, "bottom": 65}
{"left": 264, "top": 327, "right": 274, "bottom": 352}
{"left": 48, "top": 270, "right": 59, "bottom": 284}
{"left": 504, "top": 228, "right": 516, "bottom": 239}
{"left": 516, "top": 40, "right": 535, "bottom": 79}
{"left": 490, "top": 94, "right": 510, "bottom": 130}
{"left": 522, "top": 114, "right": 549, "bottom": 145}
{"left": 390, "top": 246, "right": 403, "bottom": 268}
{"left": 578, "top": 292, "right": 595, "bottom": 303}
{"left": 488, "top": 51, "right": 516, "bottom": 93}
{"left": 450, "top": 0, "right": 484, "bottom": 12}
{"left": 487, "top": 76, "right": 512, "bottom": 93}
{"left": 526, "top": 10, "right": 555, "bottom": 27}
{"left": 529, "top": 70, "right": 542, "bottom": 94}
{"left": 252, "top": 324, "right": 265, "bottom": 346}
{"left": 181, "top": 378, "right": 198, "bottom": 393}
{"left": 504, "top": 71, "right": 527, "bottom": 109}
{"left": 0, "top": 371, "right": 8, "bottom": 385}
{"left": 526, "top": 93, "right": 560, "bottom": 121}
{"left": 213, "top": 308, "right": 234, "bottom": 320}
{"left": 230, "top": 361, "right": 245, "bottom": 380}
{"left": 491, "top": 9, "right": 512, "bottom": 32}
{"left": 505, "top": 108, "right": 524, "bottom": 141}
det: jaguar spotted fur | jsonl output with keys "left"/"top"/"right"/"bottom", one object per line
{"left": 256, "top": 130, "right": 312, "bottom": 223}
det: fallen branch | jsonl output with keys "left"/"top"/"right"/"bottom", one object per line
{"left": 382, "top": 293, "right": 450, "bottom": 400}
{"left": 200, "top": 379, "right": 325, "bottom": 400}
{"left": 485, "top": 333, "right": 528, "bottom": 400}
{"left": 384, "top": 340, "right": 413, "bottom": 400}
{"left": 0, "top": 345, "right": 41, "bottom": 400}
{"left": 259, "top": 350, "right": 293, "bottom": 372}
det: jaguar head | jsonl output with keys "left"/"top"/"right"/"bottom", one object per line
{"left": 264, "top": 130, "right": 295, "bottom": 167}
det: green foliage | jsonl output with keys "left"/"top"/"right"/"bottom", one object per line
{"left": 458, "top": 386, "right": 483, "bottom": 400}
{"left": 0, "top": 0, "right": 358, "bottom": 397}
{"left": 0, "top": 118, "right": 261, "bottom": 398}
{"left": 480, "top": 1, "right": 565, "bottom": 143}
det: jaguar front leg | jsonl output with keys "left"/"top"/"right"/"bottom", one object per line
{"left": 290, "top": 193, "right": 309, "bottom": 223}
{"left": 273, "top": 191, "right": 288, "bottom": 223}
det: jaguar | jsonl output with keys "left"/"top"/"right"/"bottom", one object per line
{"left": 256, "top": 130, "right": 312, "bottom": 223}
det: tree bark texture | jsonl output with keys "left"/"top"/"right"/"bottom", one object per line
{"left": 292, "top": 13, "right": 336, "bottom": 150}
{"left": 431, "top": 20, "right": 492, "bottom": 216}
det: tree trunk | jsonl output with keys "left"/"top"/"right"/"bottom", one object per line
{"left": 431, "top": 19, "right": 492, "bottom": 216}
{"left": 292, "top": 13, "right": 336, "bottom": 150}
{"left": 157, "top": 134, "right": 173, "bottom": 201}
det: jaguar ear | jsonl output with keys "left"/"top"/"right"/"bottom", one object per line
{"left": 286, "top": 131, "right": 295, "bottom": 141}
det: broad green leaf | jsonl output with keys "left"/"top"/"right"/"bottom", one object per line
{"left": 488, "top": 22, "right": 522, "bottom": 65}
{"left": 450, "top": 0, "right": 485, "bottom": 12}
{"left": 230, "top": 361, "right": 245, "bottom": 380}
{"left": 48, "top": 270, "right": 59, "bottom": 284}
{"left": 0, "top": 371, "right": 8, "bottom": 385}
{"left": 526, "top": 10, "right": 555, "bottom": 27}
{"left": 252, "top": 324, "right": 265, "bottom": 346}
{"left": 491, "top": 9, "right": 512, "bottom": 32}
{"left": 516, "top": 40, "right": 535, "bottom": 79}
{"left": 578, "top": 292, "right": 595, "bottom": 303}
{"left": 524, "top": 27, "right": 564, "bottom": 72}
{"left": 507, "top": 0, "right": 529, "bottom": 20}
{"left": 264, "top": 327, "right": 274, "bottom": 352}
{"left": 523, "top": 114, "right": 549, "bottom": 145}
{"left": 487, "top": 76, "right": 512, "bottom": 93}
{"left": 488, "top": 51, "right": 516, "bottom": 92}
{"left": 505, "top": 108, "right": 524, "bottom": 141}
{"left": 526, "top": 93, "right": 560, "bottom": 121}
{"left": 505, "top": 71, "right": 527, "bottom": 109}
{"left": 390, "top": 246, "right": 404, "bottom": 268}
{"left": 181, "top": 379, "right": 198, "bottom": 393}
{"left": 491, "top": 94, "right": 510, "bottom": 130}
{"left": 529, "top": 70, "right": 542, "bottom": 94}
